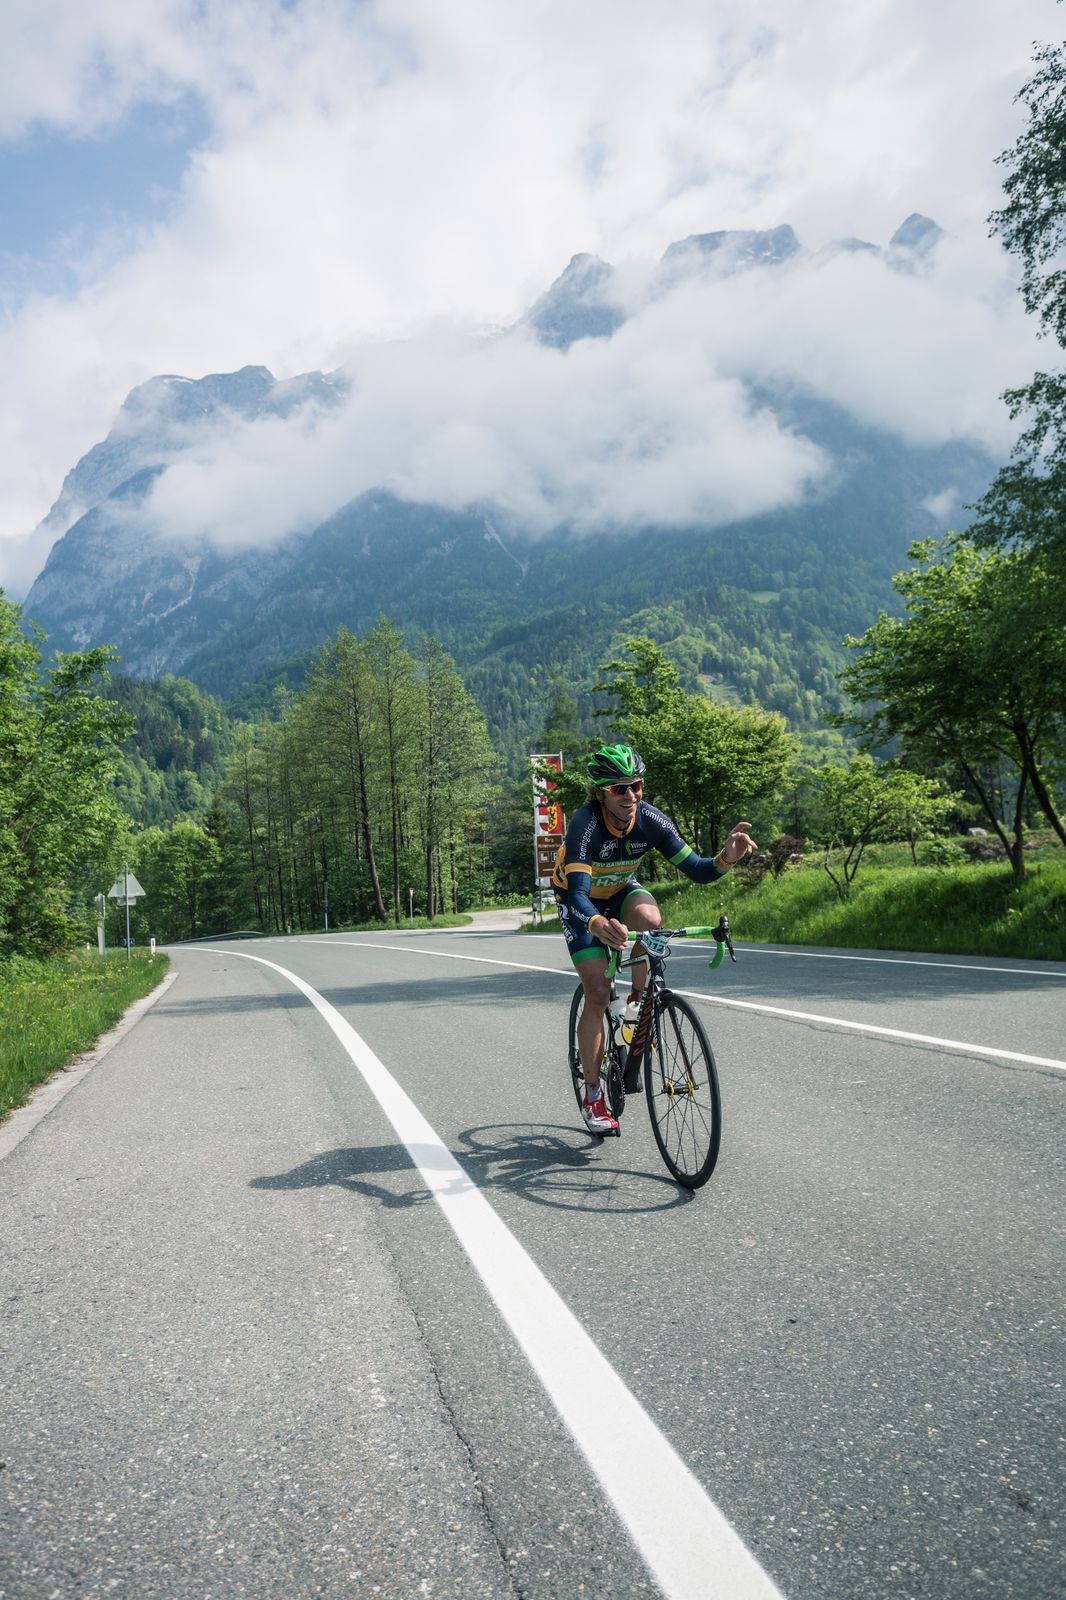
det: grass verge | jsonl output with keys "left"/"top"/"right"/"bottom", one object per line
{"left": 288, "top": 913, "right": 470, "bottom": 935}
{"left": 522, "top": 859, "right": 1066, "bottom": 961}
{"left": 663, "top": 859, "right": 1066, "bottom": 961}
{"left": 0, "top": 950, "right": 169, "bottom": 1122}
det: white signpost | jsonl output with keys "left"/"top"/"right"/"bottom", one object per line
{"left": 107, "top": 864, "right": 146, "bottom": 959}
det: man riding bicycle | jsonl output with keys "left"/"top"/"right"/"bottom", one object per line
{"left": 552, "top": 743, "right": 756, "bottom": 1134}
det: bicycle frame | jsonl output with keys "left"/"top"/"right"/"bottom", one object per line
{"left": 607, "top": 918, "right": 735, "bottom": 1080}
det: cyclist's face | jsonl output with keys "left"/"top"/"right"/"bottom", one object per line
{"left": 602, "top": 778, "right": 643, "bottom": 824}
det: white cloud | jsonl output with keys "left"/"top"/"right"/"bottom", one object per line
{"left": 139, "top": 320, "right": 831, "bottom": 549}
{"left": 0, "top": 0, "right": 1057, "bottom": 587}
{"left": 135, "top": 231, "right": 1039, "bottom": 555}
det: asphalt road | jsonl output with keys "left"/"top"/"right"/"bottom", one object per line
{"left": 1, "top": 926, "right": 1063, "bottom": 1600}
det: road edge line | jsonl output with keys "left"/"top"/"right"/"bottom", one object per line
{"left": 202, "top": 946, "right": 786, "bottom": 1600}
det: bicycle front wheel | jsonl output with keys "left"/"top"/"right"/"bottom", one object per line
{"left": 645, "top": 991, "right": 721, "bottom": 1187}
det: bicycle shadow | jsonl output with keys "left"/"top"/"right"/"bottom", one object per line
{"left": 249, "top": 1123, "right": 695, "bottom": 1214}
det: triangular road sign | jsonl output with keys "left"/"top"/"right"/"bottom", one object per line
{"left": 108, "top": 873, "right": 146, "bottom": 900}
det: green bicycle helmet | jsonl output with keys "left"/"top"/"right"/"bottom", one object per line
{"left": 586, "top": 743, "right": 646, "bottom": 785}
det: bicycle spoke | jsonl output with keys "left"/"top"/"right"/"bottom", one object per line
{"left": 645, "top": 993, "right": 721, "bottom": 1187}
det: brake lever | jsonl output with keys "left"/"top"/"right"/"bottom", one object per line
{"left": 710, "top": 915, "right": 737, "bottom": 964}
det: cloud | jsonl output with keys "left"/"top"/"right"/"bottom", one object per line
{"left": 139, "top": 321, "right": 831, "bottom": 549}
{"left": 134, "top": 230, "right": 1038, "bottom": 554}
{"left": 0, "top": 0, "right": 1057, "bottom": 587}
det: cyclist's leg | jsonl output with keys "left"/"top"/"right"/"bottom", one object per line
{"left": 620, "top": 885, "right": 662, "bottom": 1001}
{"left": 575, "top": 956, "right": 612, "bottom": 1086}
{"left": 556, "top": 890, "right": 614, "bottom": 1086}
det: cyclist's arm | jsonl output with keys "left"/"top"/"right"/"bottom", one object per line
{"left": 639, "top": 804, "right": 731, "bottom": 883}
{"left": 560, "top": 867, "right": 601, "bottom": 927}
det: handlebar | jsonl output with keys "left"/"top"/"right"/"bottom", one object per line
{"left": 604, "top": 915, "right": 736, "bottom": 982}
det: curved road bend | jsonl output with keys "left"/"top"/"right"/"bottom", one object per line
{"left": 1, "top": 927, "right": 1063, "bottom": 1599}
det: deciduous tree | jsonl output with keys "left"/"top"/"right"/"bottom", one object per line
{"left": 0, "top": 595, "right": 130, "bottom": 955}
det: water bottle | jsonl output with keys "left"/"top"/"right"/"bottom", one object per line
{"left": 621, "top": 995, "right": 641, "bottom": 1046}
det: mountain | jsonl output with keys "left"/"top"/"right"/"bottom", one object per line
{"left": 21, "top": 214, "right": 995, "bottom": 769}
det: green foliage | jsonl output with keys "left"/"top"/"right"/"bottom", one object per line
{"left": 199, "top": 619, "right": 500, "bottom": 937}
{"left": 110, "top": 674, "right": 234, "bottom": 825}
{"left": 594, "top": 636, "right": 799, "bottom": 852}
{"left": 0, "top": 594, "right": 132, "bottom": 956}
{"left": 0, "top": 950, "right": 168, "bottom": 1119}
{"left": 973, "top": 37, "right": 1066, "bottom": 568}
{"left": 919, "top": 838, "right": 967, "bottom": 869}
{"left": 840, "top": 535, "right": 1066, "bottom": 875}
{"left": 990, "top": 38, "right": 1066, "bottom": 349}
{"left": 811, "top": 756, "right": 958, "bottom": 900}
{"left": 129, "top": 822, "right": 224, "bottom": 943}
{"left": 657, "top": 856, "right": 1066, "bottom": 961}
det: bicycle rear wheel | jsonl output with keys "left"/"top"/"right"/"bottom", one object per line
{"left": 644, "top": 991, "right": 721, "bottom": 1187}
{"left": 568, "top": 984, "right": 626, "bottom": 1126}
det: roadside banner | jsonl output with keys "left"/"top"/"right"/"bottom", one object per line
{"left": 530, "top": 753, "right": 564, "bottom": 888}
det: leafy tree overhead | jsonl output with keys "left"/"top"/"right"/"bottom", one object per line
{"left": 990, "top": 36, "right": 1066, "bottom": 349}
{"left": 0, "top": 594, "right": 131, "bottom": 955}
{"left": 974, "top": 33, "right": 1066, "bottom": 562}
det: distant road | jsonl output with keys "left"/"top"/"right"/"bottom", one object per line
{"left": 2, "top": 929, "right": 1063, "bottom": 1600}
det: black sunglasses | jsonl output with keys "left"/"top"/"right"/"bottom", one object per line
{"left": 608, "top": 779, "right": 643, "bottom": 796}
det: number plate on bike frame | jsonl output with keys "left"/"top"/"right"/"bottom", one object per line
{"left": 638, "top": 933, "right": 670, "bottom": 958}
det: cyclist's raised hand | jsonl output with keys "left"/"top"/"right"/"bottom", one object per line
{"left": 721, "top": 822, "right": 757, "bottom": 865}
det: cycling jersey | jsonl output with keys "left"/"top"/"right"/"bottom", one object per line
{"left": 552, "top": 798, "right": 727, "bottom": 945}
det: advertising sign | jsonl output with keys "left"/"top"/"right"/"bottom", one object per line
{"left": 530, "top": 752, "right": 564, "bottom": 888}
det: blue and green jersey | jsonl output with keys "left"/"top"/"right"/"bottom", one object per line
{"left": 551, "top": 798, "right": 726, "bottom": 927}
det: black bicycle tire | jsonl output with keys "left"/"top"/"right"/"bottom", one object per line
{"left": 644, "top": 990, "right": 721, "bottom": 1187}
{"left": 568, "top": 983, "right": 627, "bottom": 1126}
{"left": 567, "top": 983, "right": 586, "bottom": 1116}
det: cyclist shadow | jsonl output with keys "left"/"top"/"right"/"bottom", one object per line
{"left": 249, "top": 1125, "right": 694, "bottom": 1214}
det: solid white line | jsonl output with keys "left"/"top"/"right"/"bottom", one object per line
{"left": 706, "top": 946, "right": 1066, "bottom": 981}
{"left": 670, "top": 989, "right": 1066, "bottom": 1073}
{"left": 205, "top": 947, "right": 784, "bottom": 1600}
{"left": 303, "top": 940, "right": 1066, "bottom": 1073}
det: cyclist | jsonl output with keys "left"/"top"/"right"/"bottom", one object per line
{"left": 552, "top": 743, "right": 755, "bottom": 1134}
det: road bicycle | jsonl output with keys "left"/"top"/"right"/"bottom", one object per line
{"left": 566, "top": 918, "right": 736, "bottom": 1189}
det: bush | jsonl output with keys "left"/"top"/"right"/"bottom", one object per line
{"left": 920, "top": 839, "right": 967, "bottom": 868}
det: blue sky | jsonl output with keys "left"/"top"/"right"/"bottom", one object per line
{"left": 0, "top": 0, "right": 1058, "bottom": 589}
{"left": 1, "top": 98, "right": 210, "bottom": 298}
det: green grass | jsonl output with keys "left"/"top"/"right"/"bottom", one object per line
{"left": 661, "top": 858, "right": 1066, "bottom": 961}
{"left": 0, "top": 950, "right": 169, "bottom": 1122}
{"left": 522, "top": 856, "right": 1066, "bottom": 961}
{"left": 294, "top": 913, "right": 470, "bottom": 935}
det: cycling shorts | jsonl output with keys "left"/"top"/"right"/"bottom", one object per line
{"left": 555, "top": 883, "right": 654, "bottom": 966}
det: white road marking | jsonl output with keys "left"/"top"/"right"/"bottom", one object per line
{"left": 302, "top": 939, "right": 1066, "bottom": 1073}
{"left": 686, "top": 944, "right": 1066, "bottom": 981}
{"left": 206, "top": 948, "right": 785, "bottom": 1600}
{"left": 671, "top": 989, "right": 1066, "bottom": 1072}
